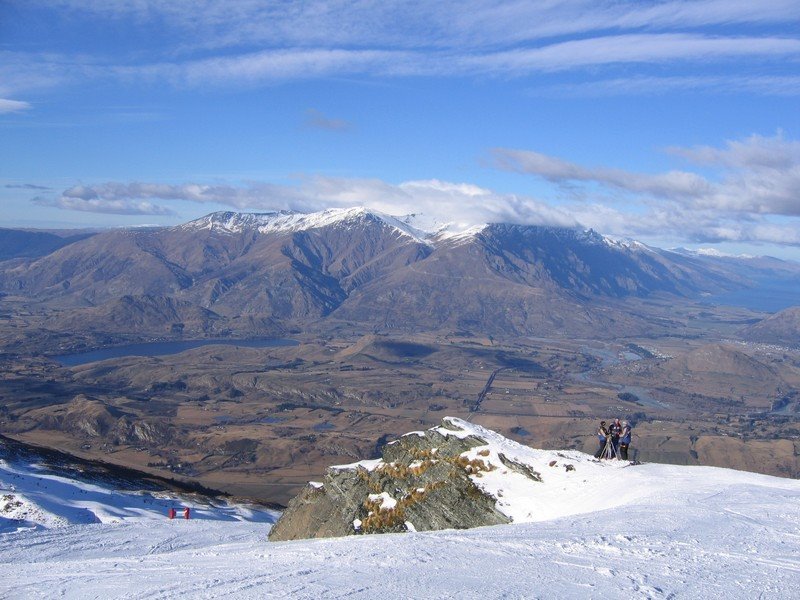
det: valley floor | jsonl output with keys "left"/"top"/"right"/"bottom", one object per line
{"left": 2, "top": 461, "right": 799, "bottom": 599}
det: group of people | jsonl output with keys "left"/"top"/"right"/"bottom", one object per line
{"left": 167, "top": 507, "right": 191, "bottom": 519}
{"left": 594, "top": 418, "right": 632, "bottom": 461}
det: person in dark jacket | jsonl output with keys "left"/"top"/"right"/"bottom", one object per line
{"left": 593, "top": 421, "right": 608, "bottom": 459}
{"left": 608, "top": 418, "right": 622, "bottom": 458}
{"left": 619, "top": 420, "right": 632, "bottom": 461}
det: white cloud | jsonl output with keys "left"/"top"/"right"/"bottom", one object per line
{"left": 667, "top": 132, "right": 800, "bottom": 170}
{"left": 492, "top": 148, "right": 713, "bottom": 199}
{"left": 36, "top": 159, "right": 800, "bottom": 248}
{"left": 493, "top": 133, "right": 800, "bottom": 218}
{"left": 458, "top": 34, "right": 800, "bottom": 75}
{"left": 113, "top": 34, "right": 800, "bottom": 86}
{"left": 0, "top": 99, "right": 32, "bottom": 114}
{"left": 5, "top": 2, "right": 800, "bottom": 95}
{"left": 174, "top": 49, "right": 414, "bottom": 85}
{"left": 32, "top": 195, "right": 176, "bottom": 216}
{"left": 44, "top": 177, "right": 578, "bottom": 231}
{"left": 537, "top": 75, "right": 800, "bottom": 97}
{"left": 34, "top": 1, "right": 800, "bottom": 51}
{"left": 487, "top": 133, "right": 800, "bottom": 248}
{"left": 568, "top": 203, "right": 800, "bottom": 247}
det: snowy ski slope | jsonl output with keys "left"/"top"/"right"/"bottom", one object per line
{"left": 2, "top": 422, "right": 799, "bottom": 599}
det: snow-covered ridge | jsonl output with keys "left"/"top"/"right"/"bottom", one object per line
{"left": 670, "top": 246, "right": 758, "bottom": 259}
{"left": 600, "top": 234, "right": 657, "bottom": 253}
{"left": 336, "top": 417, "right": 648, "bottom": 524}
{"left": 0, "top": 456, "right": 277, "bottom": 534}
{"left": 3, "top": 420, "right": 800, "bottom": 598}
{"left": 322, "top": 416, "right": 800, "bottom": 526}
{"left": 175, "top": 209, "right": 773, "bottom": 264}
{"left": 177, "top": 208, "right": 662, "bottom": 254}
{"left": 178, "top": 207, "right": 432, "bottom": 245}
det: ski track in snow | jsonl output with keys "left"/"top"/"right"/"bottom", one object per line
{"left": 3, "top": 437, "right": 800, "bottom": 598}
{"left": 3, "top": 493, "right": 799, "bottom": 600}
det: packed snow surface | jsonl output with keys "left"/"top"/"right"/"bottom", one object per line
{"left": 3, "top": 419, "right": 800, "bottom": 598}
{"left": 0, "top": 458, "right": 278, "bottom": 534}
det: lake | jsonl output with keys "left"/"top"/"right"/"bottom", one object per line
{"left": 704, "top": 276, "right": 800, "bottom": 313}
{"left": 53, "top": 338, "right": 299, "bottom": 367}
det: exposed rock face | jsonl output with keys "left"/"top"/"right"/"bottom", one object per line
{"left": 268, "top": 418, "right": 541, "bottom": 541}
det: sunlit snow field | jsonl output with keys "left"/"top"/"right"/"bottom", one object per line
{"left": 2, "top": 435, "right": 799, "bottom": 599}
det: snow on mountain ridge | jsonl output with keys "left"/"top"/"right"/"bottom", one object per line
{"left": 668, "top": 246, "right": 762, "bottom": 260}
{"left": 177, "top": 208, "right": 678, "bottom": 260}
{"left": 179, "top": 207, "right": 432, "bottom": 245}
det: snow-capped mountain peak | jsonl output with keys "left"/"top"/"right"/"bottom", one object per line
{"left": 177, "top": 209, "right": 675, "bottom": 256}
{"left": 179, "top": 207, "right": 433, "bottom": 244}
{"left": 599, "top": 233, "right": 657, "bottom": 253}
{"left": 670, "top": 247, "right": 757, "bottom": 259}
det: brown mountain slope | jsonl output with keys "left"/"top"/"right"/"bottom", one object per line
{"left": 606, "top": 343, "right": 787, "bottom": 411}
{"left": 740, "top": 306, "right": 800, "bottom": 347}
{"left": 331, "top": 225, "right": 684, "bottom": 337}
{"left": 0, "top": 210, "right": 761, "bottom": 338}
{"left": 666, "top": 343, "right": 778, "bottom": 379}
{"left": 47, "top": 295, "right": 224, "bottom": 336}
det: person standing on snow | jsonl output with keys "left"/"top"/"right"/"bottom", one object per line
{"left": 594, "top": 421, "right": 609, "bottom": 459}
{"left": 608, "top": 418, "right": 622, "bottom": 458}
{"left": 619, "top": 420, "right": 632, "bottom": 461}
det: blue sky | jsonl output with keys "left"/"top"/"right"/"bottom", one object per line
{"left": 1, "top": 1, "right": 799, "bottom": 258}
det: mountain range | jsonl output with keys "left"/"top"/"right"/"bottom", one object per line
{"left": 1, "top": 208, "right": 798, "bottom": 339}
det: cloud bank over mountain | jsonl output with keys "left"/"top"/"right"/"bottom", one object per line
{"left": 27, "top": 131, "right": 800, "bottom": 248}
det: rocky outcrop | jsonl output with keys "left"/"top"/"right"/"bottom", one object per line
{"left": 268, "top": 417, "right": 542, "bottom": 541}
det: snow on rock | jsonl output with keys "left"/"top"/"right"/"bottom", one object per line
{"left": 367, "top": 492, "right": 398, "bottom": 511}
{"left": 2, "top": 419, "right": 800, "bottom": 598}
{"left": 270, "top": 417, "right": 658, "bottom": 541}
{"left": 329, "top": 458, "right": 383, "bottom": 472}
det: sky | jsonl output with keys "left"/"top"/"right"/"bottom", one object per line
{"left": 1, "top": 1, "right": 799, "bottom": 259}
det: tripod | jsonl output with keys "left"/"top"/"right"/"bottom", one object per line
{"left": 599, "top": 436, "right": 621, "bottom": 460}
